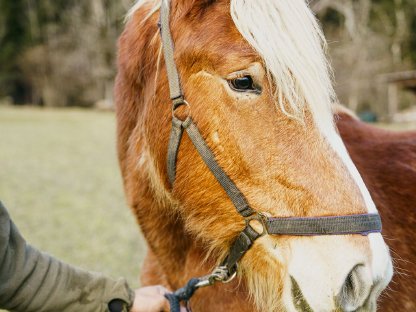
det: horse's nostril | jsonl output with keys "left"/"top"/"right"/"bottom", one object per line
{"left": 338, "top": 265, "right": 372, "bottom": 311}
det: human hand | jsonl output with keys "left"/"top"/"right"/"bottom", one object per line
{"left": 130, "top": 285, "right": 186, "bottom": 312}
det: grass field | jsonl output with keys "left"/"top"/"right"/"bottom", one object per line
{"left": 0, "top": 106, "right": 146, "bottom": 290}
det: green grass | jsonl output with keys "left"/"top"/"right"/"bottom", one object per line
{"left": 0, "top": 106, "right": 146, "bottom": 290}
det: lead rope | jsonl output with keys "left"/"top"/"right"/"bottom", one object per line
{"left": 165, "top": 279, "right": 200, "bottom": 312}
{"left": 158, "top": 1, "right": 382, "bottom": 311}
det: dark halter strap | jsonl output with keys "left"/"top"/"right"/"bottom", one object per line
{"left": 159, "top": 0, "right": 382, "bottom": 310}
{"left": 168, "top": 117, "right": 255, "bottom": 217}
{"left": 167, "top": 115, "right": 382, "bottom": 234}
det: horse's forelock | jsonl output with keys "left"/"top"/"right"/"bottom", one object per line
{"left": 230, "top": 0, "right": 336, "bottom": 130}
{"left": 128, "top": 0, "right": 337, "bottom": 133}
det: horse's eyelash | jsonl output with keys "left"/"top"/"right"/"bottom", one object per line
{"left": 228, "top": 72, "right": 251, "bottom": 80}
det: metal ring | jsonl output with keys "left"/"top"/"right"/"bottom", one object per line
{"left": 245, "top": 212, "right": 269, "bottom": 237}
{"left": 172, "top": 100, "right": 191, "bottom": 121}
{"left": 221, "top": 265, "right": 238, "bottom": 284}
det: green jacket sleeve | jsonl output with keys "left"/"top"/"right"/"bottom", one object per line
{"left": 0, "top": 202, "right": 135, "bottom": 312}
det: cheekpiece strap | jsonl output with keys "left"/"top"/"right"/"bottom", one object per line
{"left": 167, "top": 118, "right": 185, "bottom": 186}
{"left": 167, "top": 117, "right": 255, "bottom": 218}
{"left": 160, "top": 0, "right": 184, "bottom": 102}
{"left": 184, "top": 120, "right": 255, "bottom": 217}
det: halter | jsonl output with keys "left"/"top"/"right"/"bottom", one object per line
{"left": 158, "top": 0, "right": 382, "bottom": 310}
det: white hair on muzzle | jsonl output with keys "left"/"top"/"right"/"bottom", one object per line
{"left": 231, "top": 0, "right": 337, "bottom": 132}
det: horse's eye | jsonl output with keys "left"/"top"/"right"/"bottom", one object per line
{"left": 229, "top": 76, "right": 256, "bottom": 92}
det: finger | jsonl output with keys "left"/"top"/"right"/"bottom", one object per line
{"left": 162, "top": 297, "right": 171, "bottom": 311}
{"left": 156, "top": 285, "right": 170, "bottom": 295}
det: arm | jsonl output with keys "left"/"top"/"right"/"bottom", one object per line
{"left": 0, "top": 202, "right": 134, "bottom": 312}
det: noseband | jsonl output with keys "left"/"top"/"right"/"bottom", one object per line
{"left": 158, "top": 0, "right": 382, "bottom": 310}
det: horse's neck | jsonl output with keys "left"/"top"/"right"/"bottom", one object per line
{"left": 135, "top": 183, "right": 255, "bottom": 311}
{"left": 133, "top": 188, "right": 191, "bottom": 286}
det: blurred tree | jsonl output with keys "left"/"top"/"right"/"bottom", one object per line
{"left": 0, "top": 0, "right": 131, "bottom": 106}
{"left": 312, "top": 0, "right": 416, "bottom": 117}
{"left": 410, "top": 8, "right": 416, "bottom": 65}
{"left": 0, "top": 0, "right": 30, "bottom": 103}
{"left": 0, "top": 0, "right": 415, "bottom": 109}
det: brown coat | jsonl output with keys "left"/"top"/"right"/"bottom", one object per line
{"left": 336, "top": 113, "right": 416, "bottom": 311}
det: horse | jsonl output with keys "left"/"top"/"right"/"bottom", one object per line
{"left": 115, "top": 0, "right": 393, "bottom": 311}
{"left": 336, "top": 108, "right": 416, "bottom": 311}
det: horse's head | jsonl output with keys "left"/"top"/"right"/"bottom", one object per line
{"left": 116, "top": 0, "right": 393, "bottom": 311}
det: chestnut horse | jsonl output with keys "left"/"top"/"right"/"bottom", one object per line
{"left": 115, "top": 1, "right": 392, "bottom": 311}
{"left": 336, "top": 109, "right": 416, "bottom": 311}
